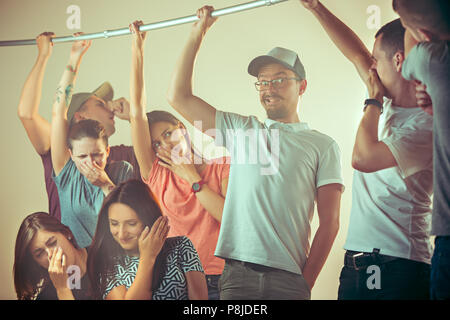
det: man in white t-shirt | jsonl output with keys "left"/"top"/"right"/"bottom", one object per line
{"left": 302, "top": 1, "right": 433, "bottom": 299}
{"left": 166, "top": 6, "right": 344, "bottom": 300}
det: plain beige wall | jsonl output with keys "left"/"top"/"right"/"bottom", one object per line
{"left": 0, "top": 0, "right": 399, "bottom": 299}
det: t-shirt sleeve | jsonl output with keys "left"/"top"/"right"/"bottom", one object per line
{"left": 316, "top": 141, "right": 345, "bottom": 190}
{"left": 402, "top": 41, "right": 450, "bottom": 95}
{"left": 102, "top": 269, "right": 126, "bottom": 300}
{"left": 142, "top": 157, "right": 161, "bottom": 186}
{"left": 52, "top": 159, "right": 78, "bottom": 189}
{"left": 215, "top": 110, "right": 254, "bottom": 148}
{"left": 178, "top": 236, "right": 204, "bottom": 273}
{"left": 381, "top": 115, "right": 433, "bottom": 178}
{"left": 402, "top": 43, "right": 431, "bottom": 83}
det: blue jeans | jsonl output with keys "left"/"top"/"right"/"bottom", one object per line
{"left": 206, "top": 274, "right": 221, "bottom": 300}
{"left": 338, "top": 252, "right": 430, "bottom": 300}
{"left": 431, "top": 236, "right": 450, "bottom": 300}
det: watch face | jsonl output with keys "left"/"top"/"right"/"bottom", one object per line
{"left": 192, "top": 183, "right": 200, "bottom": 192}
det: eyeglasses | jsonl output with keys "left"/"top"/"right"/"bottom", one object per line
{"left": 254, "top": 77, "right": 301, "bottom": 91}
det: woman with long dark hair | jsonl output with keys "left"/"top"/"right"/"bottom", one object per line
{"left": 87, "top": 179, "right": 207, "bottom": 300}
{"left": 129, "top": 17, "right": 229, "bottom": 300}
{"left": 14, "top": 212, "right": 89, "bottom": 300}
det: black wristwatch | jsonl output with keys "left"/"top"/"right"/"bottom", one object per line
{"left": 363, "top": 98, "right": 383, "bottom": 114}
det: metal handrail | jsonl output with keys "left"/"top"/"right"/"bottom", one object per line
{"left": 0, "top": 0, "right": 288, "bottom": 47}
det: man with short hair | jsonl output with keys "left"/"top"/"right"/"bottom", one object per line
{"left": 393, "top": 0, "right": 450, "bottom": 300}
{"left": 167, "top": 6, "right": 344, "bottom": 300}
{"left": 301, "top": 0, "right": 433, "bottom": 299}
{"left": 17, "top": 33, "right": 140, "bottom": 221}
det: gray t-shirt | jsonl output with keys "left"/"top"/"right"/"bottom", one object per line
{"left": 53, "top": 159, "right": 134, "bottom": 248}
{"left": 402, "top": 41, "right": 450, "bottom": 236}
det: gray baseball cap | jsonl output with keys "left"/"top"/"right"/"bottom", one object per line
{"left": 248, "top": 47, "right": 306, "bottom": 80}
{"left": 67, "top": 82, "right": 114, "bottom": 123}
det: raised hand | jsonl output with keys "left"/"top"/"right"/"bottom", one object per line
{"left": 129, "top": 20, "right": 147, "bottom": 52}
{"left": 367, "top": 68, "right": 385, "bottom": 102}
{"left": 138, "top": 217, "right": 170, "bottom": 262}
{"left": 78, "top": 161, "right": 105, "bottom": 185}
{"left": 109, "top": 97, "right": 131, "bottom": 121}
{"left": 192, "top": 5, "right": 218, "bottom": 37}
{"left": 300, "top": 0, "right": 319, "bottom": 10}
{"left": 80, "top": 160, "right": 116, "bottom": 195}
{"left": 156, "top": 147, "right": 201, "bottom": 185}
{"left": 47, "top": 247, "right": 69, "bottom": 291}
{"left": 415, "top": 81, "right": 433, "bottom": 116}
{"left": 36, "top": 32, "right": 55, "bottom": 58}
{"left": 70, "top": 32, "right": 92, "bottom": 60}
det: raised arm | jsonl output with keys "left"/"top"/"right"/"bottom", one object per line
{"left": 51, "top": 34, "right": 91, "bottom": 176}
{"left": 352, "top": 69, "right": 397, "bottom": 172}
{"left": 17, "top": 32, "right": 54, "bottom": 155}
{"left": 166, "top": 6, "right": 218, "bottom": 135}
{"left": 47, "top": 247, "right": 75, "bottom": 300}
{"left": 128, "top": 21, "right": 155, "bottom": 181}
{"left": 300, "top": 0, "right": 373, "bottom": 85}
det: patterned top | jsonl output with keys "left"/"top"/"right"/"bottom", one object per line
{"left": 103, "top": 236, "right": 204, "bottom": 300}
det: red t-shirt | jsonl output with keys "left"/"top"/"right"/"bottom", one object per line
{"left": 143, "top": 157, "right": 230, "bottom": 275}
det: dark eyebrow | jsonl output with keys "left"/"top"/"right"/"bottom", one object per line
{"left": 33, "top": 236, "right": 56, "bottom": 254}
{"left": 109, "top": 219, "right": 138, "bottom": 223}
{"left": 160, "top": 128, "right": 170, "bottom": 137}
{"left": 45, "top": 236, "right": 56, "bottom": 247}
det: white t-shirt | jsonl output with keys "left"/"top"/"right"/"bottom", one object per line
{"left": 344, "top": 99, "right": 433, "bottom": 264}
{"left": 214, "top": 110, "right": 344, "bottom": 275}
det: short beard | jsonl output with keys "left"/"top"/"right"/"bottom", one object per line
{"left": 265, "top": 105, "right": 289, "bottom": 120}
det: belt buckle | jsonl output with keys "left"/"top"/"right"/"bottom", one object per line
{"left": 351, "top": 252, "right": 364, "bottom": 271}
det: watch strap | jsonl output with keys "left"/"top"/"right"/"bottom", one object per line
{"left": 364, "top": 98, "right": 383, "bottom": 114}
